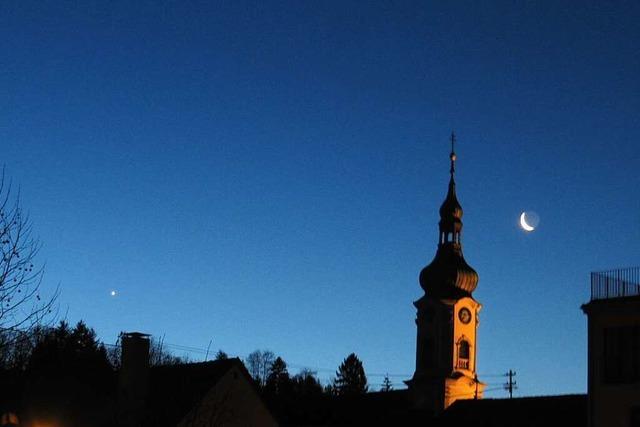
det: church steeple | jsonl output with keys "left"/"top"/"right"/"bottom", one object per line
{"left": 419, "top": 133, "right": 478, "bottom": 298}
{"left": 438, "top": 132, "right": 463, "bottom": 248}
{"left": 408, "top": 133, "right": 485, "bottom": 413}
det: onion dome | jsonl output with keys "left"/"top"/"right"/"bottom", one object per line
{"left": 419, "top": 133, "right": 478, "bottom": 298}
{"left": 419, "top": 246, "right": 478, "bottom": 298}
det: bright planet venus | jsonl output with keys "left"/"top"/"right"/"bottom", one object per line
{"left": 520, "top": 211, "right": 540, "bottom": 232}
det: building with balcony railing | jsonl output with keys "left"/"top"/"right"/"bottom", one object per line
{"left": 590, "top": 267, "right": 640, "bottom": 300}
{"left": 582, "top": 267, "right": 640, "bottom": 427}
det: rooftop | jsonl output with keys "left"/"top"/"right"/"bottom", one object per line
{"left": 590, "top": 267, "right": 640, "bottom": 301}
{"left": 440, "top": 394, "right": 587, "bottom": 427}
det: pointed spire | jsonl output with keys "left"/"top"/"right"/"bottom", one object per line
{"left": 450, "top": 131, "right": 457, "bottom": 177}
{"left": 440, "top": 132, "right": 463, "bottom": 233}
{"left": 419, "top": 132, "right": 478, "bottom": 298}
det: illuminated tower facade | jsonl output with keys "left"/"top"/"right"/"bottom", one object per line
{"left": 407, "top": 134, "right": 485, "bottom": 413}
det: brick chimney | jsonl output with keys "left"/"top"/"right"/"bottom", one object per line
{"left": 118, "top": 332, "right": 150, "bottom": 427}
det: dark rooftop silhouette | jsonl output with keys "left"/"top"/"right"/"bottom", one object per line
{"left": 144, "top": 358, "right": 249, "bottom": 427}
{"left": 440, "top": 394, "right": 587, "bottom": 427}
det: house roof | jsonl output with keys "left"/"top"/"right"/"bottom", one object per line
{"left": 283, "top": 391, "right": 587, "bottom": 427}
{"left": 582, "top": 294, "right": 640, "bottom": 314}
{"left": 278, "top": 389, "right": 421, "bottom": 426}
{"left": 143, "top": 357, "right": 249, "bottom": 427}
{"left": 439, "top": 394, "right": 587, "bottom": 427}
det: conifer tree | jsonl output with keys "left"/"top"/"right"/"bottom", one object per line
{"left": 265, "top": 356, "right": 290, "bottom": 396}
{"left": 333, "top": 353, "right": 368, "bottom": 395}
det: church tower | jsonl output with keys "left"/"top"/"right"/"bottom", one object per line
{"left": 407, "top": 134, "right": 485, "bottom": 413}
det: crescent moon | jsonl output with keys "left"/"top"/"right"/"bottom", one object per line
{"left": 520, "top": 212, "right": 535, "bottom": 232}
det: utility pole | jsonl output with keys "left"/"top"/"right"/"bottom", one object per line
{"left": 204, "top": 339, "right": 212, "bottom": 361}
{"left": 504, "top": 370, "right": 517, "bottom": 398}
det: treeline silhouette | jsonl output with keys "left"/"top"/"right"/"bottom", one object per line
{"left": 0, "top": 320, "right": 376, "bottom": 426}
{"left": 0, "top": 321, "right": 114, "bottom": 426}
{"left": 243, "top": 350, "right": 372, "bottom": 424}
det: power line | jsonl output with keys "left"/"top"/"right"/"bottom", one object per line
{"left": 484, "top": 386, "right": 507, "bottom": 393}
{"left": 102, "top": 338, "right": 517, "bottom": 393}
{"left": 148, "top": 341, "right": 415, "bottom": 377}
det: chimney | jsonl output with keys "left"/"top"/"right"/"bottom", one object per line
{"left": 118, "top": 332, "right": 150, "bottom": 427}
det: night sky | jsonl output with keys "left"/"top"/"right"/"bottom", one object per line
{"left": 2, "top": 1, "right": 639, "bottom": 396}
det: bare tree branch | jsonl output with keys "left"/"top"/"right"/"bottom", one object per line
{"left": 0, "top": 167, "right": 57, "bottom": 353}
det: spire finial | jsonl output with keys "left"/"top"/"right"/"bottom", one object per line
{"left": 449, "top": 131, "right": 457, "bottom": 176}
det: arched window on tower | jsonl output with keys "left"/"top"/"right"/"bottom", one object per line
{"left": 457, "top": 340, "right": 470, "bottom": 369}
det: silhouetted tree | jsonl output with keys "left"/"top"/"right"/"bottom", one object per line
{"left": 106, "top": 340, "right": 121, "bottom": 369}
{"left": 246, "top": 350, "right": 262, "bottom": 383}
{"left": 324, "top": 383, "right": 337, "bottom": 396}
{"left": 381, "top": 374, "right": 393, "bottom": 392}
{"left": 0, "top": 324, "right": 44, "bottom": 370}
{"left": 265, "top": 356, "right": 290, "bottom": 396}
{"left": 263, "top": 359, "right": 328, "bottom": 425}
{"left": 215, "top": 349, "right": 228, "bottom": 360}
{"left": 27, "top": 320, "right": 111, "bottom": 375}
{"left": 261, "top": 350, "right": 275, "bottom": 385}
{"left": 333, "top": 353, "right": 368, "bottom": 395}
{"left": 149, "top": 337, "right": 185, "bottom": 366}
{"left": 0, "top": 169, "right": 57, "bottom": 350}
{"left": 291, "top": 368, "right": 323, "bottom": 397}
{"left": 246, "top": 349, "right": 275, "bottom": 387}
{"left": 25, "top": 320, "right": 113, "bottom": 427}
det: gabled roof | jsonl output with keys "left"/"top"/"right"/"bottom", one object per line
{"left": 143, "top": 357, "right": 251, "bottom": 427}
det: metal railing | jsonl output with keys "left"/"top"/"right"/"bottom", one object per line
{"left": 591, "top": 267, "right": 640, "bottom": 300}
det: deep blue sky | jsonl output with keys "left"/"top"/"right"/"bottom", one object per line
{"left": 2, "top": 1, "right": 639, "bottom": 395}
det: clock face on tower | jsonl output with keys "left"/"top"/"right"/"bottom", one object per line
{"left": 458, "top": 308, "right": 472, "bottom": 324}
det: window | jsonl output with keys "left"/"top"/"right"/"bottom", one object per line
{"left": 459, "top": 340, "right": 470, "bottom": 359}
{"left": 457, "top": 340, "right": 470, "bottom": 369}
{"left": 603, "top": 325, "right": 640, "bottom": 384}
